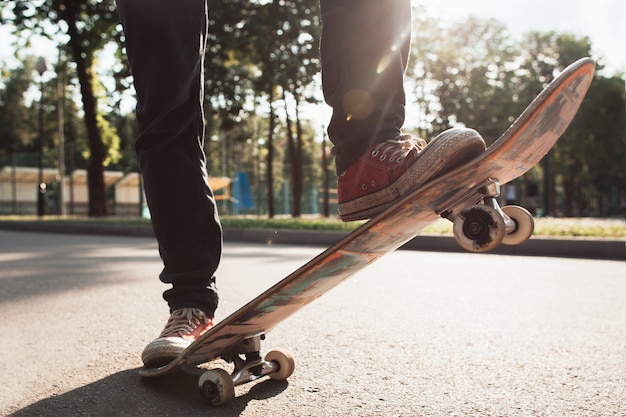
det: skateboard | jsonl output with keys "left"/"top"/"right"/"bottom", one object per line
{"left": 139, "top": 57, "right": 595, "bottom": 405}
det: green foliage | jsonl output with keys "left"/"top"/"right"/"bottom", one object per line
{"left": 409, "top": 14, "right": 624, "bottom": 217}
{"left": 0, "top": 59, "right": 37, "bottom": 157}
{"left": 1, "top": 0, "right": 122, "bottom": 216}
{"left": 205, "top": 0, "right": 321, "bottom": 217}
{"left": 0, "top": 3, "right": 623, "bottom": 218}
{"left": 410, "top": 12, "right": 522, "bottom": 140}
{"left": 81, "top": 112, "right": 121, "bottom": 167}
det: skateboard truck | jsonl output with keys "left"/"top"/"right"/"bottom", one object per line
{"left": 197, "top": 334, "right": 295, "bottom": 406}
{"left": 227, "top": 336, "right": 276, "bottom": 385}
{"left": 440, "top": 178, "right": 534, "bottom": 252}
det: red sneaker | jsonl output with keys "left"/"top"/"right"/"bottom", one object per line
{"left": 141, "top": 308, "right": 214, "bottom": 368}
{"left": 337, "top": 128, "right": 486, "bottom": 221}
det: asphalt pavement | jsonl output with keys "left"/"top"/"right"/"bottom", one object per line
{"left": 1, "top": 230, "right": 624, "bottom": 416}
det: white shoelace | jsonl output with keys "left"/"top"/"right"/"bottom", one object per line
{"left": 370, "top": 135, "right": 427, "bottom": 163}
{"left": 159, "top": 308, "right": 209, "bottom": 338}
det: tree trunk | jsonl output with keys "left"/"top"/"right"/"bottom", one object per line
{"left": 63, "top": 3, "right": 107, "bottom": 216}
{"left": 283, "top": 90, "right": 301, "bottom": 217}
{"left": 563, "top": 178, "right": 574, "bottom": 217}
{"left": 321, "top": 132, "right": 330, "bottom": 218}
{"left": 266, "top": 86, "right": 275, "bottom": 218}
{"left": 293, "top": 94, "right": 304, "bottom": 217}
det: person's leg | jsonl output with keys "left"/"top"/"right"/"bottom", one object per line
{"left": 320, "top": 0, "right": 411, "bottom": 174}
{"left": 116, "top": 0, "right": 221, "bottom": 366}
{"left": 320, "top": 0, "right": 487, "bottom": 221}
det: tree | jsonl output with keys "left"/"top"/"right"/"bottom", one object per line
{"left": 241, "top": 0, "right": 321, "bottom": 217}
{"left": 410, "top": 15, "right": 521, "bottom": 142}
{"left": 520, "top": 32, "right": 603, "bottom": 216}
{"left": 0, "top": 58, "right": 36, "bottom": 159}
{"left": 1, "top": 0, "right": 122, "bottom": 216}
{"left": 567, "top": 73, "right": 626, "bottom": 216}
{"left": 407, "top": 13, "right": 624, "bottom": 217}
{"left": 271, "top": 1, "right": 320, "bottom": 217}
{"left": 0, "top": 57, "right": 76, "bottom": 167}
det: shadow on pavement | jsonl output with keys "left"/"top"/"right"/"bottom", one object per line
{"left": 8, "top": 368, "right": 288, "bottom": 417}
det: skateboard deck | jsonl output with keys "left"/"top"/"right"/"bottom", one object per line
{"left": 139, "top": 58, "right": 595, "bottom": 404}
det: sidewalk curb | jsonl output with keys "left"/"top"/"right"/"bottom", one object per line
{"left": 224, "top": 228, "right": 624, "bottom": 261}
{"left": 0, "top": 221, "right": 623, "bottom": 260}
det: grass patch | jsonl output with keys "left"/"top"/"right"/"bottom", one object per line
{"left": 0, "top": 215, "right": 623, "bottom": 238}
{"left": 224, "top": 216, "right": 625, "bottom": 239}
{"left": 533, "top": 218, "right": 625, "bottom": 238}
{"left": 408, "top": 217, "right": 625, "bottom": 238}
{"left": 220, "top": 216, "right": 363, "bottom": 232}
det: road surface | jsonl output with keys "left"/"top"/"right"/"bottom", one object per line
{"left": 0, "top": 230, "right": 624, "bottom": 416}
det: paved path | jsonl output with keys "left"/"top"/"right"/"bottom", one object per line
{"left": 1, "top": 230, "right": 624, "bottom": 416}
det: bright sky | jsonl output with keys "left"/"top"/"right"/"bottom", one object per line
{"left": 419, "top": 0, "right": 625, "bottom": 74}
{"left": 1, "top": 0, "right": 624, "bottom": 74}
{"left": 0, "top": 0, "right": 623, "bottom": 120}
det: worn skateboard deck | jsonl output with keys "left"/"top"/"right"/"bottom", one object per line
{"left": 140, "top": 58, "right": 595, "bottom": 385}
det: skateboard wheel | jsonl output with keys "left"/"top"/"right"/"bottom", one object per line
{"left": 265, "top": 349, "right": 295, "bottom": 380}
{"left": 198, "top": 368, "right": 235, "bottom": 406}
{"left": 501, "top": 205, "right": 535, "bottom": 246}
{"left": 453, "top": 204, "right": 505, "bottom": 252}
